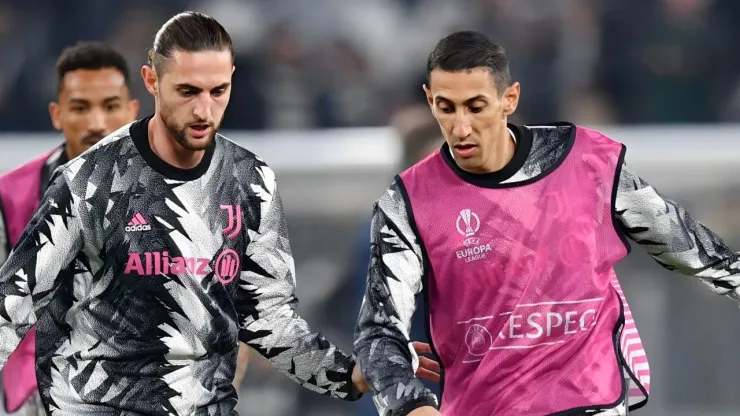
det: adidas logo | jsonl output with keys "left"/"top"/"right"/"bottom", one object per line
{"left": 125, "top": 213, "right": 151, "bottom": 232}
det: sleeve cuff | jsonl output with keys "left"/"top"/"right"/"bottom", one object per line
{"left": 375, "top": 379, "right": 439, "bottom": 416}
{"left": 346, "top": 380, "right": 364, "bottom": 401}
{"left": 389, "top": 394, "right": 439, "bottom": 416}
{"left": 343, "top": 356, "right": 363, "bottom": 401}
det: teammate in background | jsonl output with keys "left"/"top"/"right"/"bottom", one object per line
{"left": 0, "top": 42, "right": 140, "bottom": 416}
{"left": 354, "top": 30, "right": 740, "bottom": 416}
{"left": 347, "top": 105, "right": 443, "bottom": 416}
{"left": 0, "top": 13, "right": 437, "bottom": 415}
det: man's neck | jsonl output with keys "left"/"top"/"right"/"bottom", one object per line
{"left": 482, "top": 126, "right": 517, "bottom": 172}
{"left": 64, "top": 145, "right": 75, "bottom": 163}
{"left": 148, "top": 114, "right": 204, "bottom": 169}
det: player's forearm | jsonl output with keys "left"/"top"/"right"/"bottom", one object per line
{"left": 355, "top": 316, "right": 438, "bottom": 415}
{"left": 240, "top": 304, "right": 360, "bottom": 400}
{"left": 615, "top": 163, "right": 740, "bottom": 296}
{"left": 353, "top": 254, "right": 422, "bottom": 400}
{"left": 0, "top": 171, "right": 83, "bottom": 366}
{"left": 354, "top": 193, "right": 437, "bottom": 415}
{"left": 237, "top": 173, "right": 362, "bottom": 399}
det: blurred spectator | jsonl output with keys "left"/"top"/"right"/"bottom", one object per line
{"left": 315, "top": 38, "right": 387, "bottom": 128}
{"left": 3, "top": 0, "right": 740, "bottom": 131}
{"left": 598, "top": 0, "right": 739, "bottom": 123}
{"left": 258, "top": 25, "right": 320, "bottom": 130}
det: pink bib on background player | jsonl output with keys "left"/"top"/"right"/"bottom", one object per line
{"left": 399, "top": 125, "right": 649, "bottom": 415}
{"left": 0, "top": 148, "right": 57, "bottom": 412}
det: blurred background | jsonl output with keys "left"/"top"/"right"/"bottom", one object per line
{"left": 3, "top": 0, "right": 740, "bottom": 415}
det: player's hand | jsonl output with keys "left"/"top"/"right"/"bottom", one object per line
{"left": 351, "top": 362, "right": 371, "bottom": 393}
{"left": 351, "top": 341, "right": 441, "bottom": 393}
{"left": 412, "top": 341, "right": 441, "bottom": 383}
{"left": 408, "top": 406, "right": 441, "bottom": 416}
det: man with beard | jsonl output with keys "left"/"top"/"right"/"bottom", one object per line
{"left": 0, "top": 12, "right": 437, "bottom": 415}
{"left": 1, "top": 45, "right": 254, "bottom": 415}
{"left": 0, "top": 42, "right": 140, "bottom": 416}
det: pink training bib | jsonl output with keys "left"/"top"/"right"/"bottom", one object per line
{"left": 399, "top": 125, "right": 649, "bottom": 415}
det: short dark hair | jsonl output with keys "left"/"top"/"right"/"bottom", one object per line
{"left": 147, "top": 11, "right": 233, "bottom": 75}
{"left": 426, "top": 31, "right": 511, "bottom": 95}
{"left": 56, "top": 42, "right": 130, "bottom": 93}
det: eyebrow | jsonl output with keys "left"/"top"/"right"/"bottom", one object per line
{"left": 68, "top": 96, "right": 122, "bottom": 105}
{"left": 175, "top": 82, "right": 231, "bottom": 92}
{"left": 435, "top": 95, "right": 488, "bottom": 105}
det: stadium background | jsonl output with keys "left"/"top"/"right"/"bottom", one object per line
{"left": 3, "top": 0, "right": 740, "bottom": 415}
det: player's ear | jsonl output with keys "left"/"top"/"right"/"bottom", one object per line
{"left": 423, "top": 84, "right": 434, "bottom": 109}
{"left": 502, "top": 81, "right": 520, "bottom": 117}
{"left": 49, "top": 102, "right": 62, "bottom": 131}
{"left": 141, "top": 65, "right": 158, "bottom": 95}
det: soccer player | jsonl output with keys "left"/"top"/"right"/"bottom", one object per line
{"left": 0, "top": 12, "right": 436, "bottom": 415}
{"left": 0, "top": 42, "right": 140, "bottom": 416}
{"left": 354, "top": 30, "right": 740, "bottom": 416}
{"left": 0, "top": 42, "right": 255, "bottom": 416}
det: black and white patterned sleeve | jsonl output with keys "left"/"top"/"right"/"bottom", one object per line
{"left": 0, "top": 169, "right": 83, "bottom": 368}
{"left": 354, "top": 181, "right": 439, "bottom": 416}
{"left": 236, "top": 163, "right": 361, "bottom": 400}
{"left": 615, "top": 162, "right": 740, "bottom": 298}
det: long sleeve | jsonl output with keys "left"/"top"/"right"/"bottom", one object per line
{"left": 236, "top": 165, "right": 360, "bottom": 400}
{"left": 354, "top": 181, "right": 439, "bottom": 416}
{"left": 615, "top": 162, "right": 740, "bottom": 298}
{"left": 0, "top": 169, "right": 83, "bottom": 368}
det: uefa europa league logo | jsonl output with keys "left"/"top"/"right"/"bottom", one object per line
{"left": 456, "top": 208, "right": 480, "bottom": 237}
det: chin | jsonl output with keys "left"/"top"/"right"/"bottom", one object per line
{"left": 457, "top": 160, "right": 487, "bottom": 174}
{"left": 182, "top": 133, "right": 216, "bottom": 151}
{"left": 184, "top": 140, "right": 212, "bottom": 151}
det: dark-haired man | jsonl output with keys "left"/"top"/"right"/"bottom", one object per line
{"left": 355, "top": 30, "right": 740, "bottom": 416}
{"left": 0, "top": 12, "right": 436, "bottom": 415}
{"left": 0, "top": 41, "right": 139, "bottom": 416}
